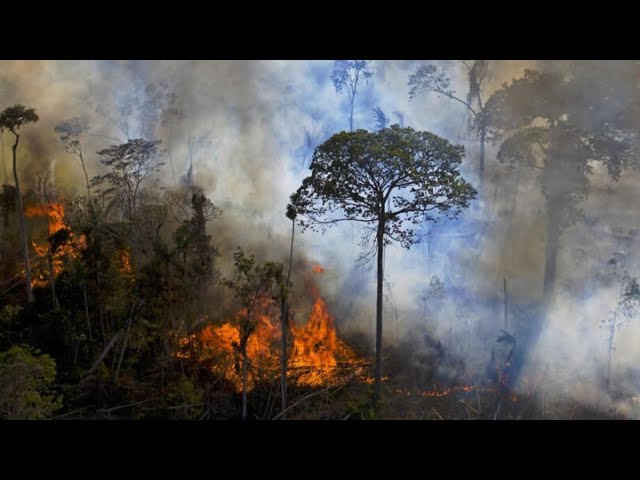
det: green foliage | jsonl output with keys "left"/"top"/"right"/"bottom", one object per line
{"left": 166, "top": 378, "right": 203, "bottom": 420}
{"left": 0, "top": 345, "right": 62, "bottom": 419}
{"left": 285, "top": 203, "right": 297, "bottom": 221}
{"left": 290, "top": 125, "right": 477, "bottom": 248}
{"left": 173, "top": 187, "right": 221, "bottom": 282}
{"left": 91, "top": 139, "right": 163, "bottom": 218}
{"left": 223, "top": 247, "right": 283, "bottom": 351}
{"left": 0, "top": 304, "right": 23, "bottom": 325}
{"left": 0, "top": 105, "right": 39, "bottom": 133}
{"left": 0, "top": 305, "right": 23, "bottom": 345}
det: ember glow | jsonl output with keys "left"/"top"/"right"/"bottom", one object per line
{"left": 24, "top": 202, "right": 85, "bottom": 287}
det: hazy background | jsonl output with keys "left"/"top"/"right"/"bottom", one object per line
{"left": 3, "top": 60, "right": 640, "bottom": 416}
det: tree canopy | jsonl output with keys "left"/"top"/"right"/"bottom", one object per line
{"left": 0, "top": 105, "right": 39, "bottom": 134}
{"left": 291, "top": 125, "right": 477, "bottom": 249}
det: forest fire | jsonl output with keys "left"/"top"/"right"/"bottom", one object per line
{"left": 25, "top": 202, "right": 85, "bottom": 287}
{"left": 192, "top": 266, "right": 365, "bottom": 391}
{"left": 289, "top": 296, "right": 362, "bottom": 385}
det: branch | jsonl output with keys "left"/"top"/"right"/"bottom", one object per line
{"left": 84, "top": 331, "right": 122, "bottom": 378}
{"left": 389, "top": 202, "right": 443, "bottom": 217}
{"left": 273, "top": 384, "right": 345, "bottom": 420}
{"left": 82, "top": 132, "right": 125, "bottom": 143}
{"left": 303, "top": 214, "right": 375, "bottom": 225}
{"left": 435, "top": 89, "right": 477, "bottom": 116}
{"left": 458, "top": 60, "right": 472, "bottom": 71}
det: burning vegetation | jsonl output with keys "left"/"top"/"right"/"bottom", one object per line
{"left": 25, "top": 202, "right": 86, "bottom": 287}
{"left": 192, "top": 295, "right": 364, "bottom": 390}
{"left": 4, "top": 60, "right": 640, "bottom": 421}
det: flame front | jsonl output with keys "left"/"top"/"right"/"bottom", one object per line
{"left": 193, "top": 296, "right": 363, "bottom": 391}
{"left": 25, "top": 202, "right": 85, "bottom": 287}
{"left": 289, "top": 298, "right": 360, "bottom": 385}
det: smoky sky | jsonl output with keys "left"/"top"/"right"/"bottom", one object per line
{"left": 3, "top": 60, "right": 640, "bottom": 415}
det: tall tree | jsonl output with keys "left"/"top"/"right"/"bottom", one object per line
{"left": 483, "top": 67, "right": 639, "bottom": 308}
{"left": 409, "top": 61, "right": 490, "bottom": 182}
{"left": 55, "top": 116, "right": 92, "bottom": 200}
{"left": 280, "top": 203, "right": 297, "bottom": 419}
{"left": 290, "top": 125, "right": 476, "bottom": 403}
{"left": 91, "top": 139, "right": 163, "bottom": 220}
{"left": 1, "top": 131, "right": 6, "bottom": 185}
{"left": 172, "top": 186, "right": 221, "bottom": 296}
{"left": 0, "top": 105, "right": 40, "bottom": 303}
{"left": 331, "top": 60, "right": 373, "bottom": 132}
{"left": 604, "top": 276, "right": 640, "bottom": 390}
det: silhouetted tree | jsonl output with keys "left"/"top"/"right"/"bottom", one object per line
{"left": 331, "top": 60, "right": 373, "bottom": 132}
{"left": 55, "top": 116, "right": 92, "bottom": 200}
{"left": 91, "top": 139, "right": 163, "bottom": 220}
{"left": 372, "top": 107, "right": 389, "bottom": 131}
{"left": 483, "top": 66, "right": 640, "bottom": 307}
{"left": 604, "top": 276, "right": 640, "bottom": 390}
{"left": 280, "top": 203, "right": 297, "bottom": 418}
{"left": 0, "top": 105, "right": 39, "bottom": 303}
{"left": 410, "top": 61, "right": 490, "bottom": 182}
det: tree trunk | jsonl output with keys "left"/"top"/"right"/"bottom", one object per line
{"left": 1, "top": 131, "right": 6, "bottom": 185}
{"left": 167, "top": 122, "right": 177, "bottom": 183}
{"left": 242, "top": 347, "right": 248, "bottom": 421}
{"left": 12, "top": 133, "right": 33, "bottom": 303}
{"left": 606, "top": 313, "right": 616, "bottom": 391}
{"left": 280, "top": 218, "right": 295, "bottom": 419}
{"left": 48, "top": 252, "right": 58, "bottom": 309}
{"left": 542, "top": 216, "right": 560, "bottom": 307}
{"left": 503, "top": 277, "right": 508, "bottom": 330}
{"left": 78, "top": 150, "right": 91, "bottom": 200}
{"left": 83, "top": 284, "right": 92, "bottom": 341}
{"left": 373, "top": 218, "right": 385, "bottom": 404}
{"left": 479, "top": 124, "right": 486, "bottom": 184}
{"left": 349, "top": 99, "right": 354, "bottom": 133}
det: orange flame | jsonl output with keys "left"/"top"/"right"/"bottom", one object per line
{"left": 421, "top": 385, "right": 475, "bottom": 398}
{"left": 191, "top": 295, "right": 364, "bottom": 391}
{"left": 311, "top": 264, "right": 324, "bottom": 273}
{"left": 25, "top": 202, "right": 86, "bottom": 288}
{"left": 119, "top": 250, "right": 133, "bottom": 276}
{"left": 289, "top": 297, "right": 361, "bottom": 386}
